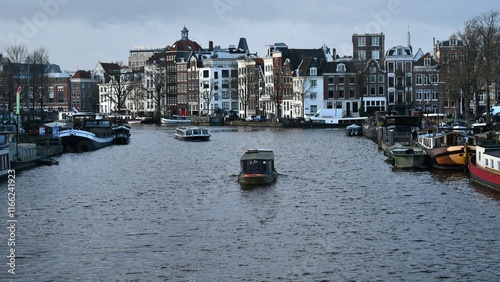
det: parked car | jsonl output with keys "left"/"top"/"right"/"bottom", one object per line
{"left": 254, "top": 115, "right": 267, "bottom": 122}
{"left": 245, "top": 116, "right": 256, "bottom": 121}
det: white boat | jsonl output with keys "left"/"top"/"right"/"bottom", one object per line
{"left": 346, "top": 124, "right": 363, "bottom": 136}
{"left": 161, "top": 115, "right": 191, "bottom": 124}
{"left": 175, "top": 126, "right": 210, "bottom": 141}
{"left": 387, "top": 143, "right": 428, "bottom": 169}
{"left": 309, "top": 109, "right": 367, "bottom": 126}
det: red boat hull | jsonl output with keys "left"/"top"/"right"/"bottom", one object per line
{"left": 469, "top": 156, "right": 500, "bottom": 192}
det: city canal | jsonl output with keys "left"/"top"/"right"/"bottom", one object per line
{"left": 1, "top": 125, "right": 499, "bottom": 281}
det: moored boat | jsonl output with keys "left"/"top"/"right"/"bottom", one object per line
{"left": 112, "top": 124, "right": 131, "bottom": 144}
{"left": 238, "top": 149, "right": 278, "bottom": 186}
{"left": 346, "top": 124, "right": 363, "bottom": 136}
{"left": 59, "top": 113, "right": 114, "bottom": 153}
{"left": 174, "top": 126, "right": 210, "bottom": 141}
{"left": 468, "top": 145, "right": 500, "bottom": 193}
{"left": 417, "top": 130, "right": 475, "bottom": 170}
{"left": 386, "top": 143, "right": 428, "bottom": 169}
{"left": 161, "top": 115, "right": 191, "bottom": 124}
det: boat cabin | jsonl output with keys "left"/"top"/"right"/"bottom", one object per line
{"left": 240, "top": 149, "right": 275, "bottom": 175}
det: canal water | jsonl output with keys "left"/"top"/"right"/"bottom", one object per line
{"left": 1, "top": 125, "right": 499, "bottom": 281}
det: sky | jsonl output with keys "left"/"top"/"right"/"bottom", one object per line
{"left": 0, "top": 0, "right": 496, "bottom": 71}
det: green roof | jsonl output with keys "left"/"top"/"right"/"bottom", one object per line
{"left": 240, "top": 149, "right": 274, "bottom": 161}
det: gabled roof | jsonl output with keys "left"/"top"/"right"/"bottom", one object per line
{"left": 280, "top": 47, "right": 328, "bottom": 71}
{"left": 297, "top": 56, "right": 326, "bottom": 76}
{"left": 413, "top": 52, "right": 439, "bottom": 68}
{"left": 322, "top": 60, "right": 357, "bottom": 74}
{"left": 72, "top": 70, "right": 92, "bottom": 79}
{"left": 99, "top": 62, "right": 121, "bottom": 73}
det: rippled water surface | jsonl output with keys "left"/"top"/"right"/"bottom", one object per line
{"left": 1, "top": 125, "right": 500, "bottom": 281}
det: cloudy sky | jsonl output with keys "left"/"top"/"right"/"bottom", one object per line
{"left": 0, "top": 0, "right": 496, "bottom": 71}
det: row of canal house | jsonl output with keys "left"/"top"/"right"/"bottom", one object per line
{"left": 106, "top": 30, "right": 495, "bottom": 121}
{"left": 3, "top": 27, "right": 494, "bottom": 122}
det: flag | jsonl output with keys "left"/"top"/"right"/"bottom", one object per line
{"left": 73, "top": 105, "right": 79, "bottom": 113}
{"left": 15, "top": 85, "right": 20, "bottom": 115}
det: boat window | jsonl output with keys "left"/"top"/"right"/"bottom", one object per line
{"left": 243, "top": 160, "right": 267, "bottom": 173}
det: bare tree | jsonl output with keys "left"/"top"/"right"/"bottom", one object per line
{"left": 454, "top": 12, "right": 493, "bottom": 122}
{"left": 146, "top": 62, "right": 165, "bottom": 122}
{"left": 352, "top": 58, "right": 368, "bottom": 116}
{"left": 293, "top": 74, "right": 312, "bottom": 119}
{"left": 200, "top": 79, "right": 216, "bottom": 116}
{"left": 238, "top": 63, "right": 257, "bottom": 118}
{"left": 5, "top": 44, "right": 28, "bottom": 116}
{"left": 29, "top": 46, "right": 50, "bottom": 122}
{"left": 476, "top": 10, "right": 500, "bottom": 122}
{"left": 104, "top": 63, "right": 131, "bottom": 114}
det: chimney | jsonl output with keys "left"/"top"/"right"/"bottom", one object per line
{"left": 209, "top": 40, "right": 213, "bottom": 51}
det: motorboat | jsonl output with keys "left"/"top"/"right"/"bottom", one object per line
{"left": 175, "top": 126, "right": 210, "bottom": 141}
{"left": 346, "top": 124, "right": 363, "bottom": 136}
{"left": 238, "top": 149, "right": 278, "bottom": 186}
{"left": 386, "top": 143, "right": 428, "bottom": 169}
{"left": 161, "top": 115, "right": 191, "bottom": 124}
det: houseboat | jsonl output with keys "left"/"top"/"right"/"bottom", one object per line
{"left": 309, "top": 109, "right": 367, "bottom": 127}
{"left": 238, "top": 149, "right": 278, "bottom": 186}
{"left": 469, "top": 144, "right": 500, "bottom": 193}
{"left": 59, "top": 113, "right": 114, "bottom": 152}
{"left": 417, "top": 130, "right": 475, "bottom": 170}
{"left": 161, "top": 115, "right": 191, "bottom": 124}
{"left": 174, "top": 126, "right": 210, "bottom": 141}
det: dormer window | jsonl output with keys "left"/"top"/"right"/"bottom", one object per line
{"left": 310, "top": 67, "right": 317, "bottom": 76}
{"left": 424, "top": 58, "right": 431, "bottom": 67}
{"left": 337, "top": 63, "right": 346, "bottom": 73}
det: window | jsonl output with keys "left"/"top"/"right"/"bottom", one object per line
{"left": 358, "top": 37, "right": 366, "bottom": 46}
{"left": 370, "top": 67, "right": 376, "bottom": 73}
{"left": 357, "top": 50, "right": 366, "bottom": 60}
{"left": 311, "top": 80, "right": 317, "bottom": 87}
{"left": 222, "top": 70, "right": 229, "bottom": 77}
{"left": 378, "top": 75, "right": 384, "bottom": 83}
{"left": 370, "top": 75, "right": 376, "bottom": 83}
{"left": 338, "top": 87, "right": 345, "bottom": 99}
{"left": 378, "top": 86, "right": 384, "bottom": 95}
{"left": 328, "top": 77, "right": 334, "bottom": 85}
{"left": 372, "top": 36, "right": 379, "bottom": 46}
{"left": 349, "top": 76, "right": 355, "bottom": 84}
{"left": 57, "top": 86, "right": 64, "bottom": 103}
{"left": 337, "top": 64, "right": 346, "bottom": 73}
{"left": 424, "top": 58, "right": 431, "bottom": 67}
{"left": 338, "top": 77, "right": 345, "bottom": 84}
{"left": 416, "top": 74, "right": 422, "bottom": 85}
{"left": 310, "top": 67, "right": 317, "bottom": 76}
{"left": 203, "top": 70, "right": 209, "bottom": 78}
{"left": 372, "top": 50, "right": 380, "bottom": 60}
{"left": 326, "top": 102, "right": 333, "bottom": 109}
